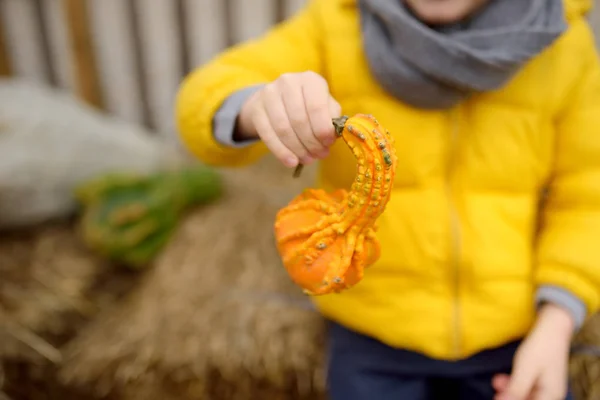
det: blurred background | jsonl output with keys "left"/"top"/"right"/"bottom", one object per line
{"left": 0, "top": 1, "right": 599, "bottom": 400}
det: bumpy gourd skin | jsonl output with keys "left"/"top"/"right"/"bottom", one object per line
{"left": 75, "top": 165, "right": 223, "bottom": 268}
{"left": 274, "top": 114, "right": 398, "bottom": 295}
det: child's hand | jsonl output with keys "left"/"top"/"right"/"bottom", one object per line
{"left": 492, "top": 303, "right": 574, "bottom": 400}
{"left": 237, "top": 71, "right": 342, "bottom": 168}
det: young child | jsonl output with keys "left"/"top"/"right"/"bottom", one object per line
{"left": 175, "top": 0, "right": 600, "bottom": 399}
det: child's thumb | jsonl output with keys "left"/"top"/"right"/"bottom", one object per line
{"left": 491, "top": 373, "right": 510, "bottom": 392}
{"left": 501, "top": 367, "right": 536, "bottom": 400}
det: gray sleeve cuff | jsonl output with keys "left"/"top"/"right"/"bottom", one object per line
{"left": 535, "top": 285, "right": 587, "bottom": 331}
{"left": 212, "top": 85, "right": 264, "bottom": 148}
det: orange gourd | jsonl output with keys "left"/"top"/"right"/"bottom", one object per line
{"left": 274, "top": 114, "right": 398, "bottom": 295}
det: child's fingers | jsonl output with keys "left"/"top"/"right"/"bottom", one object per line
{"left": 252, "top": 103, "right": 298, "bottom": 168}
{"left": 261, "top": 85, "right": 313, "bottom": 164}
{"left": 501, "top": 362, "right": 538, "bottom": 400}
{"left": 492, "top": 374, "right": 510, "bottom": 392}
{"left": 279, "top": 77, "right": 328, "bottom": 159}
{"left": 302, "top": 78, "right": 338, "bottom": 147}
{"left": 302, "top": 77, "right": 335, "bottom": 148}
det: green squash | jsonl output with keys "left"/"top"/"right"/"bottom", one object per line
{"left": 75, "top": 164, "right": 223, "bottom": 268}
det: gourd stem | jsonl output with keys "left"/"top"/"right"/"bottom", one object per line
{"left": 332, "top": 116, "right": 349, "bottom": 137}
{"left": 293, "top": 164, "right": 303, "bottom": 178}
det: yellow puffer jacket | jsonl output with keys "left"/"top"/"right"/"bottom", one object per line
{"left": 176, "top": 0, "right": 600, "bottom": 360}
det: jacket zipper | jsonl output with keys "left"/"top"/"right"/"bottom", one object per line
{"left": 446, "top": 107, "right": 462, "bottom": 359}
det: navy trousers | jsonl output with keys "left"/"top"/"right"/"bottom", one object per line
{"left": 326, "top": 321, "right": 574, "bottom": 400}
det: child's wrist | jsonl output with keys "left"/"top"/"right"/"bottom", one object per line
{"left": 535, "top": 302, "right": 575, "bottom": 339}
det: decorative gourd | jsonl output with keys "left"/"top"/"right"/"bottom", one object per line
{"left": 75, "top": 164, "right": 223, "bottom": 268}
{"left": 274, "top": 114, "right": 398, "bottom": 295}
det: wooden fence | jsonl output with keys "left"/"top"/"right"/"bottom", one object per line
{"left": 0, "top": 0, "right": 597, "bottom": 140}
{"left": 0, "top": 0, "right": 306, "bottom": 139}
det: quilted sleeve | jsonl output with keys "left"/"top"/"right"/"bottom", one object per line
{"left": 535, "top": 19, "right": 600, "bottom": 327}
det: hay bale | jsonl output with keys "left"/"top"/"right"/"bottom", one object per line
{"left": 0, "top": 223, "right": 103, "bottom": 363}
{"left": 570, "top": 314, "right": 600, "bottom": 400}
{"left": 0, "top": 220, "right": 139, "bottom": 398}
{"left": 59, "top": 157, "right": 329, "bottom": 400}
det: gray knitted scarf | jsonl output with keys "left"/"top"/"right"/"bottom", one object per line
{"left": 357, "top": 0, "right": 567, "bottom": 109}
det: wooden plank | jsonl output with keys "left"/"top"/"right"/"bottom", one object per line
{"left": 184, "top": 0, "right": 228, "bottom": 67}
{"left": 39, "top": 0, "right": 76, "bottom": 91}
{"left": 284, "top": 0, "right": 307, "bottom": 18}
{"left": 0, "top": 3, "right": 12, "bottom": 76}
{"left": 125, "top": 0, "right": 152, "bottom": 127}
{"left": 133, "top": 0, "right": 182, "bottom": 138}
{"left": 63, "top": 0, "right": 103, "bottom": 108}
{"left": 229, "top": 0, "right": 278, "bottom": 43}
{"left": 0, "top": 0, "right": 47, "bottom": 82}
{"left": 223, "top": 0, "right": 235, "bottom": 47}
{"left": 31, "top": 0, "right": 57, "bottom": 85}
{"left": 89, "top": 0, "right": 145, "bottom": 124}
{"left": 590, "top": 2, "right": 600, "bottom": 49}
{"left": 174, "top": 0, "right": 191, "bottom": 75}
{"left": 275, "top": 0, "right": 286, "bottom": 23}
